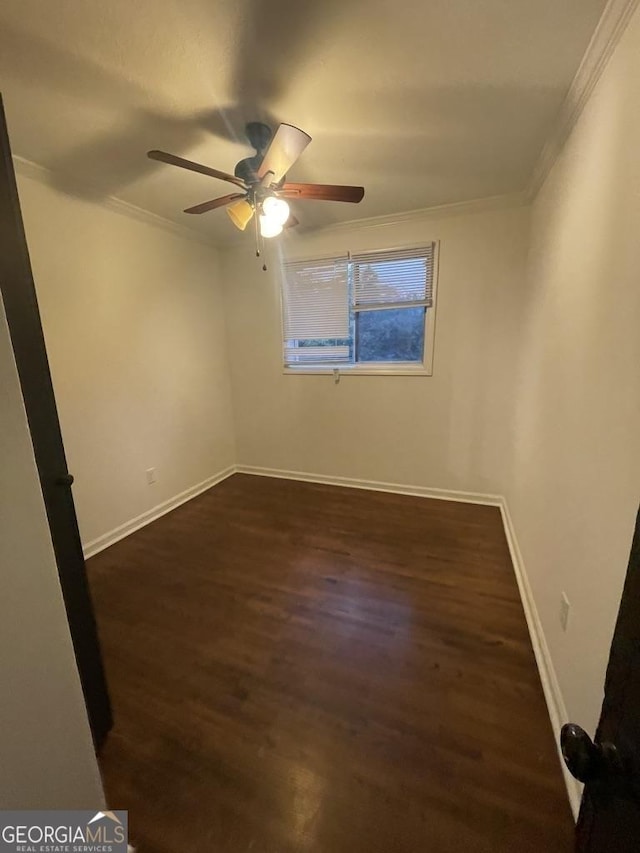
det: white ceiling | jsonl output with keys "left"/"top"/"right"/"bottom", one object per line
{"left": 0, "top": 0, "right": 607, "bottom": 244}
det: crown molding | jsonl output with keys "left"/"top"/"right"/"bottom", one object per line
{"left": 12, "top": 154, "right": 220, "bottom": 250}
{"left": 527, "top": 0, "right": 640, "bottom": 200}
{"left": 12, "top": 163, "right": 523, "bottom": 249}
{"left": 294, "top": 191, "right": 528, "bottom": 238}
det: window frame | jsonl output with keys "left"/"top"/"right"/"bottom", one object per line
{"left": 280, "top": 241, "right": 439, "bottom": 377}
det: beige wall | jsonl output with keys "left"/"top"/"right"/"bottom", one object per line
{"left": 16, "top": 172, "right": 236, "bottom": 546}
{"left": 222, "top": 204, "right": 530, "bottom": 496}
{"left": 0, "top": 297, "right": 104, "bottom": 808}
{"left": 505, "top": 8, "right": 640, "bottom": 734}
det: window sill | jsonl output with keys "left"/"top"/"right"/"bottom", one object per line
{"left": 283, "top": 364, "right": 432, "bottom": 377}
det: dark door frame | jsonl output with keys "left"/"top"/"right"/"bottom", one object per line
{"left": 0, "top": 94, "right": 112, "bottom": 746}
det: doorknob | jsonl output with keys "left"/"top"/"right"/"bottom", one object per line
{"left": 55, "top": 473, "right": 74, "bottom": 486}
{"left": 561, "top": 723, "right": 621, "bottom": 783}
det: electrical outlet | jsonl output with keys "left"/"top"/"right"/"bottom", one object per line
{"left": 146, "top": 467, "right": 157, "bottom": 485}
{"left": 560, "top": 592, "right": 570, "bottom": 632}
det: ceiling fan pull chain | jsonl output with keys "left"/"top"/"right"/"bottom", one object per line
{"left": 254, "top": 203, "right": 261, "bottom": 258}
{"left": 252, "top": 203, "right": 267, "bottom": 270}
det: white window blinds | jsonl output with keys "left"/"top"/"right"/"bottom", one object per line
{"left": 352, "top": 244, "right": 435, "bottom": 311}
{"left": 282, "top": 256, "right": 349, "bottom": 365}
{"left": 280, "top": 243, "right": 437, "bottom": 368}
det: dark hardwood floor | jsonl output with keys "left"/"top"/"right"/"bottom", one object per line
{"left": 88, "top": 473, "right": 574, "bottom": 853}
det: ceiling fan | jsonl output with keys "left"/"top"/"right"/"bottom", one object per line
{"left": 147, "top": 122, "right": 365, "bottom": 240}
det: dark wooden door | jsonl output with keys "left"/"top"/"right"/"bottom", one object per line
{"left": 0, "top": 95, "right": 112, "bottom": 746}
{"left": 561, "top": 505, "right": 640, "bottom": 850}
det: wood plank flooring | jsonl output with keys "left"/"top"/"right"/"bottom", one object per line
{"left": 88, "top": 473, "right": 574, "bottom": 853}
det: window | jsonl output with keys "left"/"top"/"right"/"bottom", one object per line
{"left": 281, "top": 244, "right": 437, "bottom": 374}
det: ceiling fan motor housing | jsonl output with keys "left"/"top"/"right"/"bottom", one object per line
{"left": 234, "top": 154, "right": 263, "bottom": 184}
{"left": 234, "top": 122, "right": 274, "bottom": 183}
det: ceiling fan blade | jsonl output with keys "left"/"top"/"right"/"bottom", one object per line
{"left": 257, "top": 124, "right": 312, "bottom": 183}
{"left": 148, "top": 150, "right": 247, "bottom": 189}
{"left": 184, "top": 193, "right": 246, "bottom": 215}
{"left": 278, "top": 182, "right": 364, "bottom": 203}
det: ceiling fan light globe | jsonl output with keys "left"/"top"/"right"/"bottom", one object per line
{"left": 259, "top": 215, "right": 283, "bottom": 239}
{"left": 226, "top": 199, "right": 254, "bottom": 231}
{"left": 262, "top": 196, "right": 290, "bottom": 226}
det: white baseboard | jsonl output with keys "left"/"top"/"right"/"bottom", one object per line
{"left": 82, "top": 465, "right": 236, "bottom": 559}
{"left": 235, "top": 464, "right": 502, "bottom": 506}
{"left": 499, "top": 497, "right": 582, "bottom": 819}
